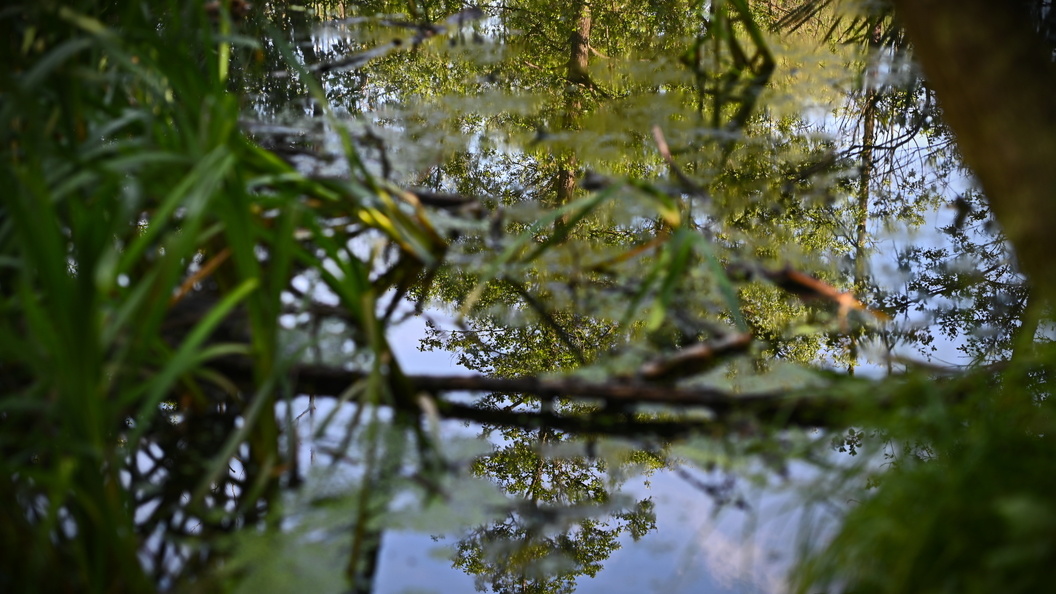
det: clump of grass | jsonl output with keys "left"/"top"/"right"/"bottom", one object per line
{"left": 0, "top": 1, "right": 443, "bottom": 589}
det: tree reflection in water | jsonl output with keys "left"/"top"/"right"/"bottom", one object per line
{"left": 4, "top": 1, "right": 1042, "bottom": 592}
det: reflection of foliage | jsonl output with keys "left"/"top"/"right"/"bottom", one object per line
{"left": 422, "top": 311, "right": 619, "bottom": 377}
{"left": 453, "top": 426, "right": 657, "bottom": 594}
{"left": 891, "top": 188, "right": 1027, "bottom": 363}
{"left": 453, "top": 499, "right": 656, "bottom": 594}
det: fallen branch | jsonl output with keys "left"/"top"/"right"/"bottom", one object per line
{"left": 215, "top": 358, "right": 867, "bottom": 431}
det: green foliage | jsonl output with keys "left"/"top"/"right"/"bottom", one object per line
{"left": 2, "top": 2, "right": 262, "bottom": 588}
{"left": 5, "top": 0, "right": 1052, "bottom": 592}
{"left": 794, "top": 385, "right": 1056, "bottom": 594}
{"left": 0, "top": 0, "right": 447, "bottom": 589}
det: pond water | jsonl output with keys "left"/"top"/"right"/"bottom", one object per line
{"left": 195, "top": 2, "right": 1010, "bottom": 592}
{"left": 8, "top": 1, "right": 1040, "bottom": 592}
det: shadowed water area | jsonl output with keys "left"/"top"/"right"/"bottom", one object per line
{"left": 4, "top": 2, "right": 1048, "bottom": 593}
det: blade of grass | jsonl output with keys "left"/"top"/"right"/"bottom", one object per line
{"left": 125, "top": 277, "right": 259, "bottom": 445}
